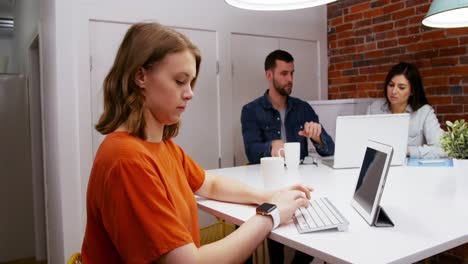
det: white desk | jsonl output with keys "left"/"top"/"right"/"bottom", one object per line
{"left": 197, "top": 163, "right": 468, "bottom": 264}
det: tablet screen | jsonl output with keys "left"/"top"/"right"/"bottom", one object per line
{"left": 353, "top": 148, "right": 388, "bottom": 214}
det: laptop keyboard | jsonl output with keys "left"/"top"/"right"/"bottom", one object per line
{"left": 293, "top": 197, "right": 349, "bottom": 233}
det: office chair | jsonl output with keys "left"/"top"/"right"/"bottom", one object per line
{"left": 67, "top": 252, "right": 82, "bottom": 264}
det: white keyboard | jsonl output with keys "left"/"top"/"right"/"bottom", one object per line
{"left": 293, "top": 197, "right": 349, "bottom": 233}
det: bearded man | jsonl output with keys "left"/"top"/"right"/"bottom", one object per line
{"left": 241, "top": 50, "right": 334, "bottom": 165}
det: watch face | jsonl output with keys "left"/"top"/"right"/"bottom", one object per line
{"left": 256, "top": 203, "right": 277, "bottom": 215}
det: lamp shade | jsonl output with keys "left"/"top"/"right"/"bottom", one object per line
{"left": 224, "top": 0, "right": 337, "bottom": 11}
{"left": 422, "top": 0, "right": 468, "bottom": 28}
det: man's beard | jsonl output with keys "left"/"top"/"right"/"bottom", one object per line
{"left": 273, "top": 77, "right": 292, "bottom": 96}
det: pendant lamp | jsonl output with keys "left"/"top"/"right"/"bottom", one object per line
{"left": 225, "top": 0, "right": 337, "bottom": 11}
{"left": 422, "top": 0, "right": 468, "bottom": 28}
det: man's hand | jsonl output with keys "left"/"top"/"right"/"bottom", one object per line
{"left": 271, "top": 139, "right": 285, "bottom": 157}
{"left": 298, "top": 122, "right": 322, "bottom": 145}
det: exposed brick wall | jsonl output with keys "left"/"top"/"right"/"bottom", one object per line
{"left": 327, "top": 0, "right": 468, "bottom": 124}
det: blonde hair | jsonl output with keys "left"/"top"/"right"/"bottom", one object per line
{"left": 95, "top": 22, "right": 201, "bottom": 140}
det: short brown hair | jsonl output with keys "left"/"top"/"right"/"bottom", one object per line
{"left": 264, "top": 50, "right": 294, "bottom": 71}
{"left": 95, "top": 22, "right": 201, "bottom": 140}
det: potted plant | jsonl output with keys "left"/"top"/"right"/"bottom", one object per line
{"left": 440, "top": 119, "right": 468, "bottom": 167}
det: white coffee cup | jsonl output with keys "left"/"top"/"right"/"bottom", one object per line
{"left": 278, "top": 142, "right": 300, "bottom": 171}
{"left": 260, "top": 157, "right": 285, "bottom": 189}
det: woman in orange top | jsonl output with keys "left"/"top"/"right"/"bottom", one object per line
{"left": 81, "top": 22, "right": 312, "bottom": 263}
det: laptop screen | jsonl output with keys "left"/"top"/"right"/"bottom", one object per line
{"left": 332, "top": 113, "right": 409, "bottom": 168}
{"left": 353, "top": 147, "right": 388, "bottom": 214}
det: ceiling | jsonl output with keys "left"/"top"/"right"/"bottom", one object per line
{"left": 0, "top": 0, "right": 14, "bottom": 37}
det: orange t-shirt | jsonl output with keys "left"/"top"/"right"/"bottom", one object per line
{"left": 81, "top": 132, "right": 205, "bottom": 263}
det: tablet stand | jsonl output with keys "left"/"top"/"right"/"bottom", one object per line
{"left": 373, "top": 206, "right": 394, "bottom": 227}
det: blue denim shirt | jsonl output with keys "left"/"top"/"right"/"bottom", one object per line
{"left": 241, "top": 92, "right": 335, "bottom": 164}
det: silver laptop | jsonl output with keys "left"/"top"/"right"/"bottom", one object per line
{"left": 322, "top": 113, "right": 409, "bottom": 169}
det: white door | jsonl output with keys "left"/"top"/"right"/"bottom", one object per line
{"left": 231, "top": 34, "right": 319, "bottom": 166}
{"left": 173, "top": 28, "right": 219, "bottom": 170}
{"left": 279, "top": 38, "right": 319, "bottom": 101}
{"left": 89, "top": 21, "right": 129, "bottom": 158}
{"left": 231, "top": 34, "right": 278, "bottom": 166}
{"left": 0, "top": 75, "right": 35, "bottom": 261}
{"left": 89, "top": 21, "right": 220, "bottom": 169}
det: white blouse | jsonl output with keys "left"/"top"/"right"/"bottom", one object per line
{"left": 367, "top": 99, "right": 446, "bottom": 159}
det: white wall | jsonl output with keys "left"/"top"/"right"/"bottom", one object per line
{"left": 38, "top": 0, "right": 85, "bottom": 263}
{"left": 34, "top": 1, "right": 329, "bottom": 262}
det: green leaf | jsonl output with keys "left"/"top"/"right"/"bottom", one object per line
{"left": 441, "top": 119, "right": 467, "bottom": 159}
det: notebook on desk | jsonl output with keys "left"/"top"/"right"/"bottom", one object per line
{"left": 321, "top": 113, "right": 409, "bottom": 169}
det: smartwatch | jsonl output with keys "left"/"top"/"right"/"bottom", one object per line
{"left": 256, "top": 203, "right": 280, "bottom": 229}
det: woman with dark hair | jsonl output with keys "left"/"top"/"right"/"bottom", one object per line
{"left": 367, "top": 62, "right": 446, "bottom": 158}
{"left": 81, "top": 22, "right": 313, "bottom": 263}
